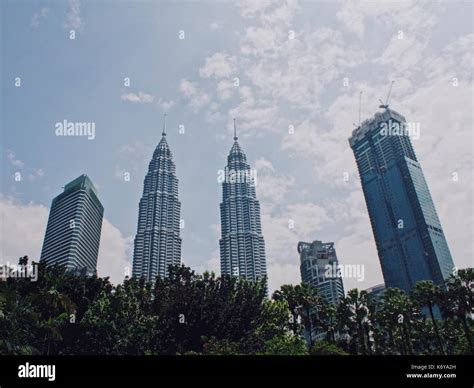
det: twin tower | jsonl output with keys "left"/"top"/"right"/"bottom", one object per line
{"left": 132, "top": 118, "right": 268, "bottom": 284}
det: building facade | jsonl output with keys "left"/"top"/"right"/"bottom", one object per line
{"left": 219, "top": 121, "right": 267, "bottom": 284}
{"left": 365, "top": 283, "right": 386, "bottom": 303}
{"left": 132, "top": 123, "right": 182, "bottom": 282}
{"left": 298, "top": 240, "right": 345, "bottom": 305}
{"left": 349, "top": 108, "right": 455, "bottom": 292}
{"left": 40, "top": 174, "right": 103, "bottom": 276}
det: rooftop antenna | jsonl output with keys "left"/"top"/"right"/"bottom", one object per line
{"left": 162, "top": 114, "right": 167, "bottom": 136}
{"left": 233, "top": 118, "right": 238, "bottom": 141}
{"left": 378, "top": 80, "right": 395, "bottom": 110}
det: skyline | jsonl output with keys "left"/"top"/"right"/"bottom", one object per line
{"left": 1, "top": 0, "right": 472, "bottom": 294}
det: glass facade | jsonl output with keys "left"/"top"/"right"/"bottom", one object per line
{"left": 349, "top": 108, "right": 455, "bottom": 292}
{"left": 40, "top": 174, "right": 104, "bottom": 276}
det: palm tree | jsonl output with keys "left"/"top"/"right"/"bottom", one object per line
{"left": 377, "top": 288, "right": 414, "bottom": 355}
{"left": 443, "top": 269, "right": 473, "bottom": 354}
{"left": 272, "top": 283, "right": 319, "bottom": 347}
{"left": 312, "top": 300, "right": 337, "bottom": 343}
{"left": 337, "top": 289, "right": 373, "bottom": 355}
{"left": 412, "top": 280, "right": 445, "bottom": 355}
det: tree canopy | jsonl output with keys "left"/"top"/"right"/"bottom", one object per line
{"left": 0, "top": 261, "right": 472, "bottom": 355}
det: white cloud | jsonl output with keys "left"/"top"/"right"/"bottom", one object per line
{"left": 259, "top": 0, "right": 300, "bottom": 27}
{"left": 376, "top": 34, "right": 426, "bottom": 79}
{"left": 261, "top": 201, "right": 330, "bottom": 289}
{"left": 5, "top": 149, "right": 45, "bottom": 182}
{"left": 97, "top": 219, "right": 133, "bottom": 284}
{"left": 121, "top": 91, "right": 155, "bottom": 104}
{"left": 424, "top": 33, "right": 474, "bottom": 83}
{"left": 6, "top": 150, "right": 24, "bottom": 168}
{"left": 0, "top": 195, "right": 48, "bottom": 263}
{"left": 115, "top": 141, "right": 152, "bottom": 181}
{"left": 179, "top": 79, "right": 211, "bottom": 112}
{"left": 236, "top": 0, "right": 273, "bottom": 19}
{"left": 254, "top": 157, "right": 295, "bottom": 205}
{"left": 267, "top": 262, "right": 300, "bottom": 296}
{"left": 31, "top": 7, "right": 49, "bottom": 28}
{"left": 63, "top": 0, "right": 83, "bottom": 31}
{"left": 240, "top": 26, "right": 282, "bottom": 57}
{"left": 216, "top": 79, "right": 234, "bottom": 101}
{"left": 228, "top": 86, "right": 278, "bottom": 134}
{"left": 336, "top": 0, "right": 442, "bottom": 39}
{"left": 209, "top": 21, "right": 224, "bottom": 30}
{"left": 252, "top": 159, "right": 332, "bottom": 293}
{"left": 334, "top": 190, "right": 383, "bottom": 291}
{"left": 157, "top": 98, "right": 175, "bottom": 111}
{"left": 199, "top": 52, "right": 236, "bottom": 79}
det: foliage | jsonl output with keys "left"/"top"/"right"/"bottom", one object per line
{"left": 309, "top": 340, "right": 348, "bottom": 355}
{"left": 1, "top": 261, "right": 472, "bottom": 355}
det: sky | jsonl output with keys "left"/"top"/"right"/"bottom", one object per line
{"left": 1, "top": 0, "right": 473, "bottom": 294}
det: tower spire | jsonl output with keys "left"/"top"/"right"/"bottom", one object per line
{"left": 233, "top": 118, "right": 238, "bottom": 141}
{"left": 162, "top": 114, "right": 167, "bottom": 137}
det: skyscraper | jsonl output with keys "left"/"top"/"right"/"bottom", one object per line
{"left": 40, "top": 174, "right": 104, "bottom": 276}
{"left": 132, "top": 117, "right": 181, "bottom": 282}
{"left": 298, "top": 240, "right": 345, "bottom": 305}
{"left": 349, "top": 107, "right": 455, "bottom": 292}
{"left": 219, "top": 120, "right": 267, "bottom": 284}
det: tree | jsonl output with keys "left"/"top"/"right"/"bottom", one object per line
{"left": 261, "top": 333, "right": 307, "bottom": 355}
{"left": 411, "top": 280, "right": 445, "bottom": 355}
{"left": 272, "top": 283, "right": 320, "bottom": 347}
{"left": 442, "top": 269, "right": 473, "bottom": 354}
{"left": 337, "top": 289, "right": 374, "bottom": 355}
{"left": 1, "top": 258, "right": 472, "bottom": 356}
{"left": 310, "top": 340, "right": 348, "bottom": 355}
{"left": 376, "top": 288, "right": 418, "bottom": 355}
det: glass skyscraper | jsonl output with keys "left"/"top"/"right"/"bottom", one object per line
{"left": 132, "top": 121, "right": 181, "bottom": 282}
{"left": 40, "top": 174, "right": 104, "bottom": 276}
{"left": 219, "top": 121, "right": 267, "bottom": 283}
{"left": 298, "top": 240, "right": 345, "bottom": 305}
{"left": 349, "top": 108, "right": 455, "bottom": 292}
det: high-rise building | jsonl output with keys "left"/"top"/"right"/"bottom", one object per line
{"left": 365, "top": 283, "right": 386, "bottom": 303}
{"left": 40, "top": 174, "right": 104, "bottom": 276}
{"left": 219, "top": 120, "right": 267, "bottom": 284}
{"left": 132, "top": 117, "right": 181, "bottom": 282}
{"left": 349, "top": 107, "right": 455, "bottom": 292}
{"left": 298, "top": 240, "right": 345, "bottom": 305}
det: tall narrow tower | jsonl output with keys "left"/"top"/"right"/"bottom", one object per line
{"left": 349, "top": 107, "right": 455, "bottom": 292}
{"left": 132, "top": 116, "right": 182, "bottom": 282}
{"left": 219, "top": 120, "right": 267, "bottom": 284}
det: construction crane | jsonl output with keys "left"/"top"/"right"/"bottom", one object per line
{"left": 378, "top": 80, "right": 395, "bottom": 110}
{"left": 353, "top": 90, "right": 363, "bottom": 128}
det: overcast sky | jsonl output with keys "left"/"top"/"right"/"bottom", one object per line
{"left": 1, "top": 0, "right": 473, "bottom": 294}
